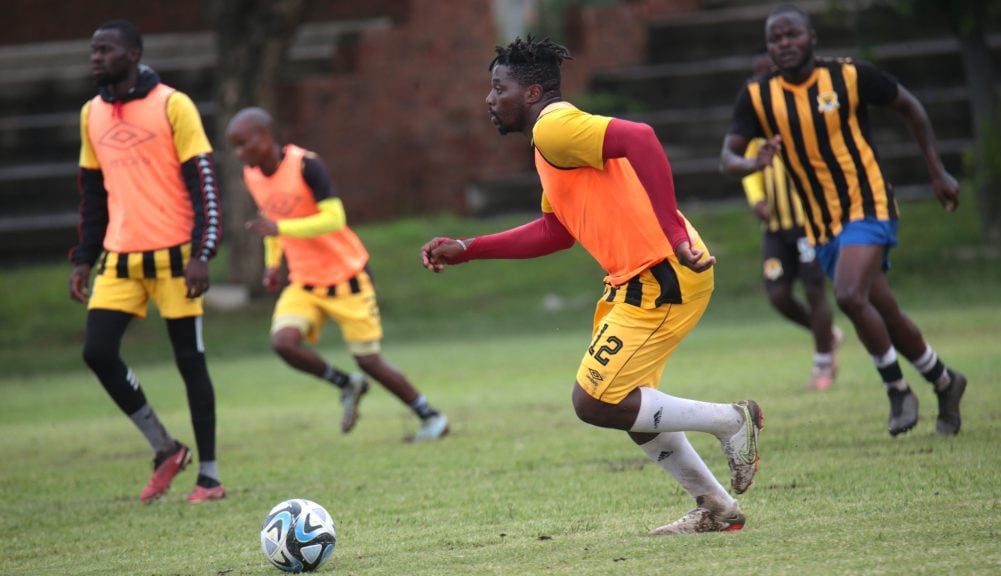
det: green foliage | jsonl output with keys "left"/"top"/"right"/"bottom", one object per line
{"left": 1, "top": 199, "right": 997, "bottom": 376}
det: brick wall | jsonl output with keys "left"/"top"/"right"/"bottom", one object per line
{"left": 285, "top": 0, "right": 696, "bottom": 220}
{"left": 5, "top": 0, "right": 694, "bottom": 222}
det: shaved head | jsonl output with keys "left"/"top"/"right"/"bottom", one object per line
{"left": 228, "top": 106, "right": 273, "bottom": 134}
{"left": 227, "top": 107, "right": 279, "bottom": 172}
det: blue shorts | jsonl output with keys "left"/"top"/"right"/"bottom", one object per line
{"left": 815, "top": 218, "right": 898, "bottom": 279}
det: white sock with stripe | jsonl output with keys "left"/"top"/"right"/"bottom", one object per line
{"left": 630, "top": 387, "right": 742, "bottom": 437}
{"left": 638, "top": 431, "right": 735, "bottom": 509}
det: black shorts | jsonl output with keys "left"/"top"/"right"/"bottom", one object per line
{"left": 761, "top": 228, "right": 825, "bottom": 286}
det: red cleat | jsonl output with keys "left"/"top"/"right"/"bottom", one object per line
{"left": 140, "top": 442, "right": 192, "bottom": 503}
{"left": 187, "top": 483, "right": 226, "bottom": 503}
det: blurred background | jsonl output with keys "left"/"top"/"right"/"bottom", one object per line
{"left": 1, "top": 0, "right": 998, "bottom": 374}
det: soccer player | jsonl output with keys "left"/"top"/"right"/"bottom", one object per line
{"left": 69, "top": 20, "right": 224, "bottom": 503}
{"left": 421, "top": 37, "right": 763, "bottom": 535}
{"left": 226, "top": 107, "right": 448, "bottom": 442}
{"left": 740, "top": 50, "right": 842, "bottom": 390}
{"left": 720, "top": 5, "right": 967, "bottom": 436}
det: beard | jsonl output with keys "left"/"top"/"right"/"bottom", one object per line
{"left": 95, "top": 68, "right": 128, "bottom": 87}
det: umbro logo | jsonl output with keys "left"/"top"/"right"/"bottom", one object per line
{"left": 98, "top": 122, "right": 155, "bottom": 150}
{"left": 587, "top": 369, "right": 603, "bottom": 382}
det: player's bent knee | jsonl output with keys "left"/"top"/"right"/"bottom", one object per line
{"left": 82, "top": 339, "right": 116, "bottom": 370}
{"left": 270, "top": 331, "right": 301, "bottom": 359}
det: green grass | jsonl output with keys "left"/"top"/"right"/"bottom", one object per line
{"left": 1, "top": 304, "right": 999, "bottom": 575}
{"left": 1, "top": 199, "right": 999, "bottom": 574}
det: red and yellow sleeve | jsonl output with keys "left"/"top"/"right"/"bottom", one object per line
{"left": 532, "top": 106, "right": 612, "bottom": 169}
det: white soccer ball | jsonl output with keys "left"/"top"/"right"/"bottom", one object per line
{"left": 260, "top": 499, "right": 337, "bottom": 573}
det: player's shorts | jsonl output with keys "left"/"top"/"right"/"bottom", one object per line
{"left": 87, "top": 245, "right": 202, "bottom": 319}
{"left": 577, "top": 289, "right": 711, "bottom": 405}
{"left": 816, "top": 217, "right": 898, "bottom": 278}
{"left": 272, "top": 268, "right": 382, "bottom": 356}
{"left": 761, "top": 227, "right": 824, "bottom": 286}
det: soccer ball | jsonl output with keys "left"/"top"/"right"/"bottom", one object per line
{"left": 260, "top": 499, "right": 337, "bottom": 573}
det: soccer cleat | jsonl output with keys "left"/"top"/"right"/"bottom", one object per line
{"left": 140, "top": 441, "right": 192, "bottom": 503}
{"left": 807, "top": 365, "right": 835, "bottom": 391}
{"left": 187, "top": 483, "right": 226, "bottom": 503}
{"left": 887, "top": 387, "right": 919, "bottom": 437}
{"left": 935, "top": 370, "right": 966, "bottom": 436}
{"left": 412, "top": 413, "right": 449, "bottom": 442}
{"left": 649, "top": 501, "right": 746, "bottom": 536}
{"left": 340, "top": 373, "right": 369, "bottom": 433}
{"left": 720, "top": 400, "right": 763, "bottom": 494}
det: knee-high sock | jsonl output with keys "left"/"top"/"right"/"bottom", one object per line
{"left": 630, "top": 387, "right": 742, "bottom": 437}
{"left": 167, "top": 316, "right": 217, "bottom": 463}
{"left": 83, "top": 310, "right": 175, "bottom": 452}
{"left": 638, "top": 431, "right": 735, "bottom": 508}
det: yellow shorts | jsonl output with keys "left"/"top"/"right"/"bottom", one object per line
{"left": 87, "top": 245, "right": 202, "bottom": 319}
{"left": 576, "top": 293, "right": 710, "bottom": 404}
{"left": 272, "top": 273, "right": 383, "bottom": 356}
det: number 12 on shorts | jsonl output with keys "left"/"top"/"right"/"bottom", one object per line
{"left": 588, "top": 323, "right": 623, "bottom": 366}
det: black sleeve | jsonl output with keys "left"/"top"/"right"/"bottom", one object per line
{"left": 855, "top": 61, "right": 899, "bottom": 106}
{"left": 180, "top": 152, "right": 222, "bottom": 261}
{"left": 301, "top": 155, "right": 338, "bottom": 202}
{"left": 727, "top": 85, "right": 764, "bottom": 138}
{"left": 69, "top": 167, "right": 108, "bottom": 266}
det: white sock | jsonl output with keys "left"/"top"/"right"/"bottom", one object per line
{"left": 638, "top": 431, "right": 734, "bottom": 508}
{"left": 199, "top": 461, "right": 219, "bottom": 482}
{"left": 629, "top": 387, "right": 742, "bottom": 437}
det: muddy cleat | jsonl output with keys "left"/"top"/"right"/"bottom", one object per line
{"left": 412, "top": 413, "right": 449, "bottom": 442}
{"left": 187, "top": 483, "right": 226, "bottom": 503}
{"left": 649, "top": 500, "right": 746, "bottom": 536}
{"left": 807, "top": 365, "right": 835, "bottom": 391}
{"left": 720, "top": 400, "right": 763, "bottom": 494}
{"left": 935, "top": 370, "right": 966, "bottom": 436}
{"left": 887, "top": 387, "right": 919, "bottom": 437}
{"left": 140, "top": 441, "right": 192, "bottom": 503}
{"left": 340, "top": 373, "right": 369, "bottom": 433}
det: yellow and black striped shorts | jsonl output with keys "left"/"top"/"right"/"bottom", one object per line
{"left": 88, "top": 244, "right": 202, "bottom": 319}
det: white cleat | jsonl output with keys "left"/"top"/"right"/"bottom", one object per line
{"left": 720, "top": 400, "right": 764, "bottom": 494}
{"left": 411, "top": 413, "right": 449, "bottom": 442}
{"left": 340, "top": 373, "right": 369, "bottom": 433}
{"left": 649, "top": 499, "right": 745, "bottom": 536}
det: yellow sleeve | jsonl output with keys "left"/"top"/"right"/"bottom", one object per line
{"left": 276, "top": 198, "right": 347, "bottom": 238}
{"left": 741, "top": 138, "right": 765, "bottom": 206}
{"left": 79, "top": 101, "right": 100, "bottom": 169}
{"left": 166, "top": 91, "right": 213, "bottom": 162}
{"left": 540, "top": 192, "right": 554, "bottom": 213}
{"left": 264, "top": 236, "right": 283, "bottom": 269}
{"left": 532, "top": 107, "right": 611, "bottom": 169}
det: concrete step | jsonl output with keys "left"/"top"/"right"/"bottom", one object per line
{"left": 646, "top": 0, "right": 1000, "bottom": 64}
{"left": 592, "top": 35, "right": 1001, "bottom": 111}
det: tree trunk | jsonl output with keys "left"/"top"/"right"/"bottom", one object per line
{"left": 955, "top": 24, "right": 1001, "bottom": 244}
{"left": 207, "top": 0, "right": 310, "bottom": 294}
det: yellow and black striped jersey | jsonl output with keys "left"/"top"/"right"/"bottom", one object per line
{"left": 729, "top": 58, "right": 900, "bottom": 245}
{"left": 741, "top": 138, "right": 805, "bottom": 232}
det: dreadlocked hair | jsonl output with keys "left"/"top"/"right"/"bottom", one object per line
{"left": 490, "top": 35, "right": 572, "bottom": 97}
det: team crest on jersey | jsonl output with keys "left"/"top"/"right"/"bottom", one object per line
{"left": 763, "top": 258, "right": 784, "bottom": 281}
{"left": 817, "top": 91, "right": 840, "bottom": 113}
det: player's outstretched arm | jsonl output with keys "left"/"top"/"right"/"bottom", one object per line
{"left": 890, "top": 84, "right": 960, "bottom": 212}
{"left": 420, "top": 212, "right": 575, "bottom": 273}
{"left": 721, "top": 133, "right": 781, "bottom": 178}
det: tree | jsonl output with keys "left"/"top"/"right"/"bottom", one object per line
{"left": 895, "top": 0, "right": 1001, "bottom": 243}
{"left": 207, "top": 0, "right": 311, "bottom": 293}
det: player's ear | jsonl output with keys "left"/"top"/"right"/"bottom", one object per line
{"left": 524, "top": 83, "right": 544, "bottom": 105}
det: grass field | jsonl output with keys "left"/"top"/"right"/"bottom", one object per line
{"left": 1, "top": 200, "right": 999, "bottom": 575}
